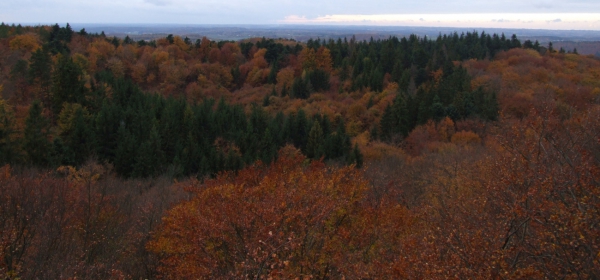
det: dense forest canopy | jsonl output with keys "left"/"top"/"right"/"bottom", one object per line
{"left": 0, "top": 23, "right": 599, "bottom": 279}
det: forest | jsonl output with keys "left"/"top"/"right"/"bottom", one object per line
{"left": 0, "top": 22, "right": 599, "bottom": 278}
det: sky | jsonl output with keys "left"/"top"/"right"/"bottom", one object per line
{"left": 1, "top": 0, "right": 600, "bottom": 30}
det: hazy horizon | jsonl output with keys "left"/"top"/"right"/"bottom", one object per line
{"left": 1, "top": 0, "right": 600, "bottom": 30}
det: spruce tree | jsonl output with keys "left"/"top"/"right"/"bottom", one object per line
{"left": 0, "top": 99, "right": 19, "bottom": 164}
{"left": 51, "top": 55, "right": 86, "bottom": 116}
{"left": 306, "top": 121, "right": 324, "bottom": 159}
{"left": 23, "top": 100, "right": 51, "bottom": 166}
{"left": 28, "top": 48, "right": 53, "bottom": 104}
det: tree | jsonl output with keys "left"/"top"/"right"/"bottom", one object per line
{"left": 10, "top": 60, "right": 29, "bottom": 103}
{"left": 9, "top": 34, "right": 40, "bottom": 53}
{"left": 0, "top": 97, "right": 19, "bottom": 164}
{"left": 51, "top": 55, "right": 87, "bottom": 116}
{"left": 306, "top": 121, "right": 324, "bottom": 159}
{"left": 56, "top": 103, "right": 96, "bottom": 166}
{"left": 148, "top": 147, "right": 370, "bottom": 279}
{"left": 348, "top": 143, "right": 363, "bottom": 168}
{"left": 132, "top": 124, "right": 164, "bottom": 178}
{"left": 291, "top": 77, "right": 309, "bottom": 99}
{"left": 23, "top": 100, "right": 51, "bottom": 166}
{"left": 28, "top": 48, "right": 52, "bottom": 104}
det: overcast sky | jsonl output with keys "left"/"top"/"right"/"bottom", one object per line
{"left": 1, "top": 0, "right": 600, "bottom": 30}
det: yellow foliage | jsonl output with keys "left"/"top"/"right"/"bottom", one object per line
{"left": 451, "top": 130, "right": 481, "bottom": 146}
{"left": 57, "top": 103, "right": 89, "bottom": 134}
{"left": 107, "top": 57, "right": 124, "bottom": 78}
{"left": 253, "top": 48, "right": 267, "bottom": 59}
{"left": 72, "top": 53, "right": 89, "bottom": 72}
{"left": 57, "top": 162, "right": 106, "bottom": 185}
{"left": 197, "top": 74, "right": 210, "bottom": 87}
{"left": 9, "top": 34, "right": 40, "bottom": 52}
{"left": 354, "top": 131, "right": 370, "bottom": 146}
{"left": 153, "top": 50, "right": 169, "bottom": 65}
{"left": 360, "top": 141, "right": 405, "bottom": 160}
{"left": 592, "top": 88, "right": 600, "bottom": 99}
{"left": 315, "top": 47, "right": 333, "bottom": 72}
{"left": 437, "top": 117, "right": 455, "bottom": 142}
{"left": 346, "top": 120, "right": 363, "bottom": 137}
{"left": 172, "top": 36, "right": 190, "bottom": 51}
{"left": 89, "top": 38, "right": 115, "bottom": 59}
{"left": 308, "top": 93, "right": 325, "bottom": 102}
{"left": 299, "top": 47, "right": 317, "bottom": 70}
{"left": 347, "top": 103, "right": 366, "bottom": 120}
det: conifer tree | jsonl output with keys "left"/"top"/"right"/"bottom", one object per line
{"left": 0, "top": 97, "right": 19, "bottom": 164}
{"left": 28, "top": 48, "right": 52, "bottom": 103}
{"left": 306, "top": 121, "right": 324, "bottom": 159}
{"left": 23, "top": 100, "right": 50, "bottom": 166}
{"left": 51, "top": 55, "right": 86, "bottom": 116}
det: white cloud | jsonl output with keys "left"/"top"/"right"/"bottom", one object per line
{"left": 278, "top": 13, "right": 600, "bottom": 30}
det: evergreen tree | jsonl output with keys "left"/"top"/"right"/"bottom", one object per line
{"left": 267, "top": 61, "right": 278, "bottom": 84}
{"left": 348, "top": 144, "right": 363, "bottom": 168}
{"left": 306, "top": 121, "right": 324, "bottom": 159}
{"left": 133, "top": 124, "right": 164, "bottom": 178}
{"left": 291, "top": 77, "right": 309, "bottom": 99}
{"left": 391, "top": 93, "right": 410, "bottom": 137}
{"left": 23, "top": 100, "right": 51, "bottom": 166}
{"left": 28, "top": 48, "right": 53, "bottom": 104}
{"left": 114, "top": 125, "right": 137, "bottom": 177}
{"left": 430, "top": 95, "right": 445, "bottom": 121}
{"left": 51, "top": 55, "right": 87, "bottom": 116}
{"left": 0, "top": 99, "right": 19, "bottom": 164}
{"left": 58, "top": 106, "right": 96, "bottom": 166}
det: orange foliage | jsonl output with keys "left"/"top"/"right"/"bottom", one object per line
{"left": 276, "top": 67, "right": 295, "bottom": 91}
{"left": 148, "top": 147, "right": 384, "bottom": 278}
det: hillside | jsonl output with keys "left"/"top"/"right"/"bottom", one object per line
{"left": 0, "top": 23, "right": 599, "bottom": 279}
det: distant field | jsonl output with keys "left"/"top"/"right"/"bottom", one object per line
{"left": 551, "top": 41, "right": 600, "bottom": 56}
{"left": 71, "top": 24, "right": 600, "bottom": 47}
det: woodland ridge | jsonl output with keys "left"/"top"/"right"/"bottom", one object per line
{"left": 0, "top": 23, "right": 599, "bottom": 278}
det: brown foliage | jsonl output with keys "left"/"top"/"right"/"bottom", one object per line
{"left": 147, "top": 147, "right": 398, "bottom": 279}
{"left": 0, "top": 163, "right": 185, "bottom": 279}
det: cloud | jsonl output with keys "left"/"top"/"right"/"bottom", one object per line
{"left": 534, "top": 3, "right": 553, "bottom": 9}
{"left": 144, "top": 0, "right": 170, "bottom": 6}
{"left": 278, "top": 13, "right": 600, "bottom": 30}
